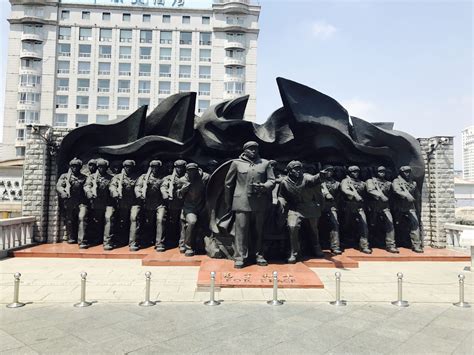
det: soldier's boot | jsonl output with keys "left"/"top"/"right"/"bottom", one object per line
{"left": 256, "top": 254, "right": 268, "bottom": 266}
{"left": 288, "top": 228, "right": 301, "bottom": 263}
{"left": 313, "top": 245, "right": 325, "bottom": 258}
{"left": 385, "top": 230, "right": 399, "bottom": 253}
{"left": 330, "top": 231, "right": 342, "bottom": 255}
{"left": 410, "top": 229, "right": 424, "bottom": 253}
{"left": 155, "top": 221, "right": 165, "bottom": 252}
{"left": 359, "top": 237, "right": 372, "bottom": 254}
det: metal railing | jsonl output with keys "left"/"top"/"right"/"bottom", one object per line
{"left": 0, "top": 217, "right": 35, "bottom": 252}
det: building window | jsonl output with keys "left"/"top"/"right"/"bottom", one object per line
{"left": 16, "top": 129, "right": 25, "bottom": 141}
{"left": 117, "top": 97, "right": 130, "bottom": 110}
{"left": 199, "top": 32, "right": 211, "bottom": 45}
{"left": 98, "top": 62, "right": 111, "bottom": 75}
{"left": 226, "top": 32, "right": 245, "bottom": 43}
{"left": 57, "top": 78, "right": 69, "bottom": 91}
{"left": 199, "top": 66, "right": 211, "bottom": 79}
{"left": 198, "top": 83, "right": 210, "bottom": 96}
{"left": 138, "top": 81, "right": 151, "bottom": 94}
{"left": 179, "top": 65, "right": 191, "bottom": 78}
{"left": 78, "top": 44, "right": 91, "bottom": 57}
{"left": 82, "top": 11, "right": 90, "bottom": 20}
{"left": 100, "top": 28, "right": 112, "bottom": 42}
{"left": 61, "top": 10, "right": 69, "bottom": 20}
{"left": 96, "top": 115, "right": 108, "bottom": 123}
{"left": 199, "top": 49, "right": 211, "bottom": 62}
{"left": 226, "top": 66, "right": 244, "bottom": 76}
{"left": 16, "top": 147, "right": 26, "bottom": 157}
{"left": 158, "top": 81, "right": 171, "bottom": 95}
{"left": 143, "top": 14, "right": 151, "bottom": 22}
{"left": 20, "top": 74, "right": 41, "bottom": 87}
{"left": 78, "top": 61, "right": 91, "bottom": 75}
{"left": 99, "top": 45, "right": 112, "bottom": 58}
{"left": 76, "top": 96, "right": 89, "bottom": 109}
{"left": 226, "top": 49, "right": 244, "bottom": 58}
{"left": 139, "top": 63, "right": 151, "bottom": 77}
{"left": 119, "top": 46, "right": 132, "bottom": 59}
{"left": 54, "top": 114, "right": 67, "bottom": 127}
{"left": 75, "top": 114, "right": 88, "bottom": 127}
{"left": 198, "top": 100, "right": 210, "bottom": 113}
{"left": 79, "top": 27, "right": 92, "bottom": 41}
{"left": 123, "top": 13, "right": 131, "bottom": 22}
{"left": 140, "top": 30, "right": 152, "bottom": 43}
{"left": 179, "top": 48, "right": 191, "bottom": 61}
{"left": 180, "top": 31, "right": 192, "bottom": 45}
{"left": 21, "top": 58, "right": 40, "bottom": 69}
{"left": 97, "top": 79, "right": 110, "bottom": 92}
{"left": 118, "top": 80, "right": 130, "bottom": 93}
{"left": 58, "top": 27, "right": 71, "bottom": 40}
{"left": 160, "top": 31, "right": 172, "bottom": 44}
{"left": 18, "top": 92, "right": 40, "bottom": 104}
{"left": 57, "top": 43, "right": 71, "bottom": 56}
{"left": 140, "top": 47, "right": 152, "bottom": 60}
{"left": 225, "top": 81, "right": 245, "bottom": 94}
{"left": 138, "top": 97, "right": 150, "bottom": 107}
{"left": 55, "top": 95, "right": 68, "bottom": 108}
{"left": 18, "top": 110, "right": 39, "bottom": 124}
{"left": 160, "top": 47, "right": 171, "bottom": 60}
{"left": 57, "top": 61, "right": 70, "bottom": 74}
{"left": 102, "top": 12, "right": 110, "bottom": 21}
{"left": 159, "top": 64, "right": 171, "bottom": 77}
{"left": 162, "top": 15, "right": 170, "bottom": 23}
{"left": 202, "top": 16, "right": 210, "bottom": 25}
{"left": 119, "top": 63, "right": 131, "bottom": 76}
{"left": 120, "top": 29, "right": 132, "bottom": 42}
{"left": 179, "top": 82, "right": 191, "bottom": 93}
{"left": 182, "top": 16, "right": 190, "bottom": 24}
{"left": 97, "top": 96, "right": 110, "bottom": 109}
{"left": 77, "top": 78, "right": 90, "bottom": 92}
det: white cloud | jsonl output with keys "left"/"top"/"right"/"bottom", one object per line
{"left": 311, "top": 21, "right": 337, "bottom": 40}
{"left": 341, "top": 98, "right": 376, "bottom": 119}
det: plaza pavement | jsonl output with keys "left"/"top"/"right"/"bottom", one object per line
{"left": 0, "top": 257, "right": 472, "bottom": 354}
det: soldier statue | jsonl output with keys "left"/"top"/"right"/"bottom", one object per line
{"left": 107, "top": 160, "right": 140, "bottom": 251}
{"left": 56, "top": 158, "right": 88, "bottom": 247}
{"left": 83, "top": 158, "right": 113, "bottom": 247}
{"left": 366, "top": 166, "right": 398, "bottom": 253}
{"left": 87, "top": 159, "right": 98, "bottom": 175}
{"left": 278, "top": 160, "right": 324, "bottom": 263}
{"left": 135, "top": 160, "right": 167, "bottom": 252}
{"left": 391, "top": 166, "right": 424, "bottom": 253}
{"left": 176, "top": 163, "right": 210, "bottom": 256}
{"left": 224, "top": 141, "right": 275, "bottom": 268}
{"left": 341, "top": 165, "right": 371, "bottom": 254}
{"left": 162, "top": 160, "right": 187, "bottom": 251}
{"left": 320, "top": 165, "right": 342, "bottom": 255}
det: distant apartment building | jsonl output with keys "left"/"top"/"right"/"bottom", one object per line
{"left": 462, "top": 126, "right": 474, "bottom": 180}
{"left": 1, "top": 0, "right": 260, "bottom": 159}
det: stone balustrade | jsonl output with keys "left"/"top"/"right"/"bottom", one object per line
{"left": 0, "top": 216, "right": 36, "bottom": 257}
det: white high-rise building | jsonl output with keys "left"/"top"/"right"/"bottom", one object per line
{"left": 462, "top": 126, "right": 474, "bottom": 180}
{"left": 1, "top": 0, "right": 260, "bottom": 159}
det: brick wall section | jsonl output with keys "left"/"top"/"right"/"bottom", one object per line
{"left": 418, "top": 137, "right": 455, "bottom": 247}
{"left": 22, "top": 126, "right": 71, "bottom": 243}
{"left": 23, "top": 130, "right": 456, "bottom": 247}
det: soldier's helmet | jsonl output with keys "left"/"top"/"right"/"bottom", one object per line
{"left": 97, "top": 158, "right": 109, "bottom": 167}
{"left": 69, "top": 158, "right": 83, "bottom": 167}
{"left": 123, "top": 160, "right": 136, "bottom": 167}
{"left": 88, "top": 159, "right": 98, "bottom": 166}
{"left": 186, "top": 162, "right": 199, "bottom": 170}
{"left": 322, "top": 165, "right": 335, "bottom": 172}
{"left": 174, "top": 160, "right": 187, "bottom": 167}
{"left": 286, "top": 160, "right": 302, "bottom": 170}
{"left": 243, "top": 141, "right": 259, "bottom": 150}
{"left": 348, "top": 165, "right": 360, "bottom": 172}
{"left": 149, "top": 160, "right": 162, "bottom": 167}
{"left": 399, "top": 166, "right": 411, "bottom": 173}
{"left": 377, "top": 166, "right": 386, "bottom": 172}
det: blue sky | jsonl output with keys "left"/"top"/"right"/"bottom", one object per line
{"left": 0, "top": 0, "right": 472, "bottom": 168}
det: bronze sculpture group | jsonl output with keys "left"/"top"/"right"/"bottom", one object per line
{"left": 57, "top": 141, "right": 424, "bottom": 269}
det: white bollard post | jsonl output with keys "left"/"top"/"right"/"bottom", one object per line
{"left": 330, "top": 271, "right": 347, "bottom": 306}
{"left": 267, "top": 271, "right": 284, "bottom": 306}
{"left": 453, "top": 274, "right": 471, "bottom": 308}
{"left": 6, "top": 273, "right": 26, "bottom": 308}
{"left": 391, "top": 272, "right": 409, "bottom": 307}
{"left": 204, "top": 271, "right": 221, "bottom": 306}
{"left": 139, "top": 271, "right": 157, "bottom": 307}
{"left": 74, "top": 272, "right": 93, "bottom": 307}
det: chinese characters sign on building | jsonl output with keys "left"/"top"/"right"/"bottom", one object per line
{"left": 60, "top": 0, "right": 213, "bottom": 9}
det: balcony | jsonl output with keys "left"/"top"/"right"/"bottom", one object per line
{"left": 140, "top": 55, "right": 151, "bottom": 60}
{"left": 159, "top": 73, "right": 171, "bottom": 78}
{"left": 99, "top": 54, "right": 112, "bottom": 59}
{"left": 99, "top": 37, "right": 112, "bottom": 42}
{"left": 78, "top": 53, "right": 91, "bottom": 58}
{"left": 76, "top": 104, "right": 89, "bottom": 109}
{"left": 199, "top": 57, "right": 212, "bottom": 62}
{"left": 119, "top": 71, "right": 131, "bottom": 76}
{"left": 118, "top": 88, "right": 130, "bottom": 93}
{"left": 78, "top": 70, "right": 90, "bottom": 75}
{"left": 97, "top": 105, "right": 109, "bottom": 110}
{"left": 198, "top": 91, "right": 210, "bottom": 96}
{"left": 139, "top": 72, "right": 151, "bottom": 77}
{"left": 57, "top": 86, "right": 69, "bottom": 92}
{"left": 77, "top": 87, "right": 89, "bottom": 92}
{"left": 57, "top": 69, "right": 69, "bottom": 75}
{"left": 158, "top": 90, "right": 170, "bottom": 95}
{"left": 138, "top": 89, "right": 150, "bottom": 94}
{"left": 224, "top": 74, "right": 245, "bottom": 82}
{"left": 199, "top": 40, "right": 212, "bottom": 46}
{"left": 20, "top": 49, "right": 42, "bottom": 60}
{"left": 98, "top": 70, "right": 110, "bottom": 75}
{"left": 58, "top": 35, "right": 71, "bottom": 40}
{"left": 160, "top": 39, "right": 172, "bottom": 44}
{"left": 179, "top": 73, "right": 191, "bottom": 78}
{"left": 98, "top": 87, "right": 109, "bottom": 92}
{"left": 58, "top": 51, "right": 71, "bottom": 57}
{"left": 224, "top": 57, "right": 245, "bottom": 66}
{"left": 225, "top": 41, "right": 245, "bottom": 50}
{"left": 55, "top": 104, "right": 68, "bottom": 108}
{"left": 21, "top": 33, "right": 42, "bottom": 43}
{"left": 160, "top": 56, "right": 171, "bottom": 61}
{"left": 199, "top": 74, "right": 211, "bottom": 79}
{"left": 118, "top": 105, "right": 129, "bottom": 110}
{"left": 179, "top": 56, "right": 191, "bottom": 62}
{"left": 119, "top": 54, "right": 132, "bottom": 59}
